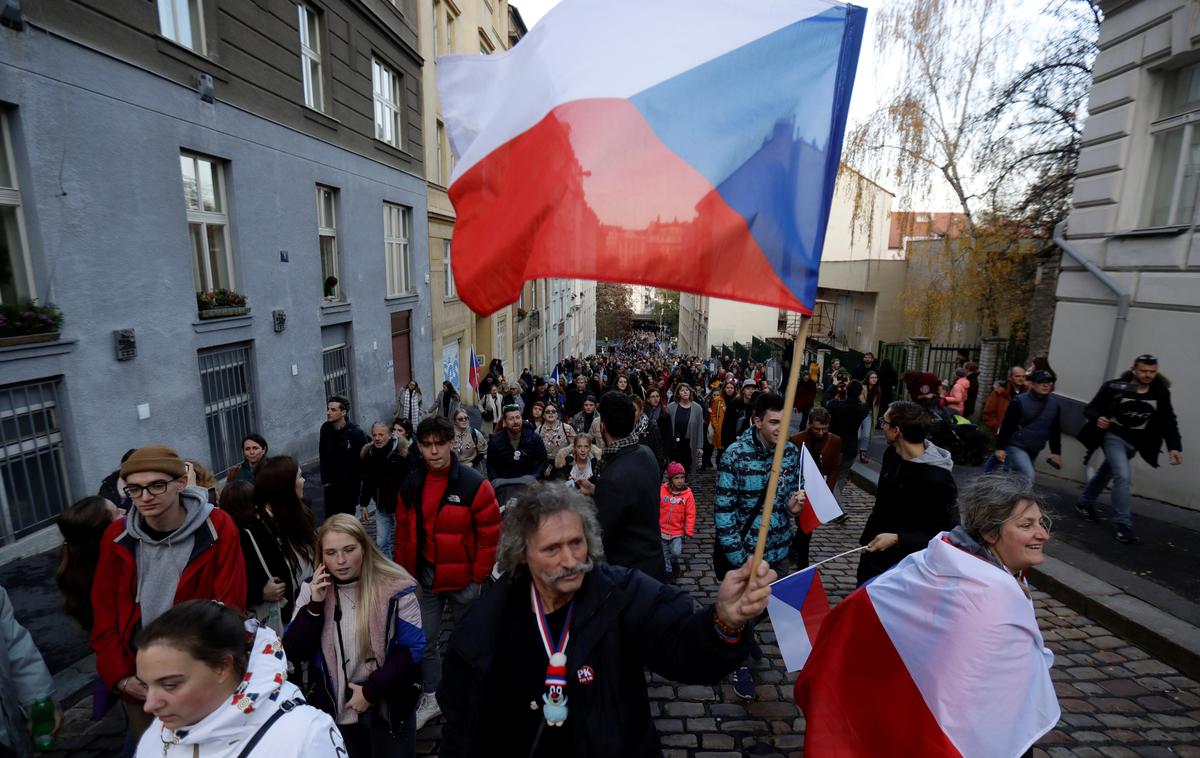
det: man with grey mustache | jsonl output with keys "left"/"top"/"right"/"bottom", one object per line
{"left": 437, "top": 484, "right": 777, "bottom": 757}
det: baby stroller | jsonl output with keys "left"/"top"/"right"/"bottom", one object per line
{"left": 928, "top": 409, "right": 988, "bottom": 466}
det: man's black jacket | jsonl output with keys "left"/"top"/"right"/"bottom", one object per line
{"left": 593, "top": 444, "right": 665, "bottom": 581}
{"left": 437, "top": 564, "right": 750, "bottom": 758}
{"left": 1080, "top": 372, "right": 1182, "bottom": 466}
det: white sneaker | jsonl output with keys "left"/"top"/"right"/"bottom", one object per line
{"left": 414, "top": 692, "right": 441, "bottom": 730}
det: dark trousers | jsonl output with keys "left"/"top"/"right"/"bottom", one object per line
{"left": 670, "top": 440, "right": 694, "bottom": 474}
{"left": 338, "top": 710, "right": 415, "bottom": 757}
{"left": 324, "top": 483, "right": 359, "bottom": 518}
{"left": 789, "top": 527, "right": 812, "bottom": 569}
{"left": 701, "top": 438, "right": 714, "bottom": 468}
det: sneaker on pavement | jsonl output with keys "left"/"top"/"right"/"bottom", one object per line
{"left": 415, "top": 692, "right": 441, "bottom": 730}
{"left": 731, "top": 665, "right": 755, "bottom": 701}
{"left": 1115, "top": 525, "right": 1138, "bottom": 544}
{"left": 1074, "top": 500, "right": 1097, "bottom": 522}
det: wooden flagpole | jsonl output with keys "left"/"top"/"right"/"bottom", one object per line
{"left": 749, "top": 314, "right": 811, "bottom": 576}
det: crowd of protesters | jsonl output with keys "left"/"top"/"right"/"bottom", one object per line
{"left": 4, "top": 327, "right": 1180, "bottom": 756}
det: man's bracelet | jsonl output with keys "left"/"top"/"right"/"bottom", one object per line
{"left": 711, "top": 607, "right": 746, "bottom": 643}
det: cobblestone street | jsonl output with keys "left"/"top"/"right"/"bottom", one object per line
{"left": 44, "top": 468, "right": 1200, "bottom": 756}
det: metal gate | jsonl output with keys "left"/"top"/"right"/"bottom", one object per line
{"left": 323, "top": 343, "right": 353, "bottom": 404}
{"left": 199, "top": 345, "right": 258, "bottom": 479}
{"left": 0, "top": 378, "right": 72, "bottom": 544}
{"left": 926, "top": 344, "right": 977, "bottom": 384}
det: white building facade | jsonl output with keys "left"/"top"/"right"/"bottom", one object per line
{"left": 1048, "top": 0, "right": 1200, "bottom": 510}
{"left": 705, "top": 169, "right": 894, "bottom": 354}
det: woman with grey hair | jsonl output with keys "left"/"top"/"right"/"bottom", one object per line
{"left": 796, "top": 472, "right": 1059, "bottom": 756}
{"left": 948, "top": 473, "right": 1051, "bottom": 588}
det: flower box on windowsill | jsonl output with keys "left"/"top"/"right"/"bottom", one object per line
{"left": 198, "top": 306, "right": 251, "bottom": 320}
{"left": 0, "top": 331, "right": 60, "bottom": 348}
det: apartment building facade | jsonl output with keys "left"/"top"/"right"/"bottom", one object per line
{"left": 0, "top": 0, "right": 431, "bottom": 556}
{"left": 420, "top": 0, "right": 524, "bottom": 400}
{"left": 1049, "top": 0, "right": 1200, "bottom": 509}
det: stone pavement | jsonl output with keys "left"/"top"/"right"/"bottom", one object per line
{"left": 39, "top": 468, "right": 1200, "bottom": 756}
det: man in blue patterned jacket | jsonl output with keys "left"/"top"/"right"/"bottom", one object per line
{"left": 714, "top": 391, "right": 804, "bottom": 701}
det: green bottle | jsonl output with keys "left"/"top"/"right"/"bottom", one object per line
{"left": 30, "top": 697, "right": 55, "bottom": 750}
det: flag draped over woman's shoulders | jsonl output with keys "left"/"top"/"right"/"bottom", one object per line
{"left": 794, "top": 533, "right": 1060, "bottom": 758}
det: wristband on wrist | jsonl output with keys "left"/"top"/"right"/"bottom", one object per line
{"left": 711, "top": 607, "right": 745, "bottom": 643}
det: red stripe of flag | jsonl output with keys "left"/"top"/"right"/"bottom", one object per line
{"left": 794, "top": 587, "right": 960, "bottom": 757}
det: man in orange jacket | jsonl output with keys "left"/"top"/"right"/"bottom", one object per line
{"left": 90, "top": 445, "right": 247, "bottom": 749}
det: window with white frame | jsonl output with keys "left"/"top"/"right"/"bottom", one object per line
{"left": 496, "top": 317, "right": 506, "bottom": 362}
{"left": 317, "top": 186, "right": 341, "bottom": 301}
{"left": 443, "top": 239, "right": 456, "bottom": 299}
{"left": 384, "top": 203, "right": 412, "bottom": 296}
{"left": 0, "top": 114, "right": 32, "bottom": 306}
{"left": 433, "top": 1, "right": 442, "bottom": 57}
{"left": 158, "top": 0, "right": 205, "bottom": 53}
{"left": 1145, "top": 63, "right": 1200, "bottom": 227}
{"left": 436, "top": 120, "right": 447, "bottom": 184}
{"left": 180, "top": 152, "right": 235, "bottom": 295}
{"left": 298, "top": 3, "right": 325, "bottom": 111}
{"left": 372, "top": 59, "right": 403, "bottom": 148}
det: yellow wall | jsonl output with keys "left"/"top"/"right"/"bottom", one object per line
{"left": 419, "top": 0, "right": 517, "bottom": 401}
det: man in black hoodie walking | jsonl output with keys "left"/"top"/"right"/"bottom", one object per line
{"left": 319, "top": 394, "right": 370, "bottom": 518}
{"left": 1077, "top": 355, "right": 1183, "bottom": 543}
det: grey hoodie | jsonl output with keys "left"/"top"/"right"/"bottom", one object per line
{"left": 124, "top": 486, "right": 214, "bottom": 627}
{"left": 911, "top": 440, "right": 954, "bottom": 472}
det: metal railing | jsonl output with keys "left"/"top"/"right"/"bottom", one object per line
{"left": 323, "top": 343, "right": 353, "bottom": 405}
{"left": 0, "top": 378, "right": 72, "bottom": 544}
{"left": 926, "top": 344, "right": 977, "bottom": 385}
{"left": 199, "top": 344, "right": 258, "bottom": 479}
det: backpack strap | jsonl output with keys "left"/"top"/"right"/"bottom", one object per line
{"left": 243, "top": 528, "right": 273, "bottom": 578}
{"left": 235, "top": 698, "right": 303, "bottom": 758}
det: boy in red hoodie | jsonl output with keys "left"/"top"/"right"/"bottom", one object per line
{"left": 659, "top": 461, "right": 696, "bottom": 578}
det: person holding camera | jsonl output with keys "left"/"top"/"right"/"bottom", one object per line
{"left": 283, "top": 515, "right": 424, "bottom": 756}
{"left": 824, "top": 378, "right": 870, "bottom": 498}
{"left": 1076, "top": 354, "right": 1183, "bottom": 543}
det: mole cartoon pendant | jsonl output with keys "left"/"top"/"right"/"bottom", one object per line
{"left": 542, "top": 690, "right": 569, "bottom": 726}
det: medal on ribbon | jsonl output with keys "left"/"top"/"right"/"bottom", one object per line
{"left": 531, "top": 583, "right": 573, "bottom": 727}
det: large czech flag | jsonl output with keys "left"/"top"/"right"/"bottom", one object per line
{"left": 437, "top": 0, "right": 866, "bottom": 315}
{"left": 794, "top": 534, "right": 1060, "bottom": 757}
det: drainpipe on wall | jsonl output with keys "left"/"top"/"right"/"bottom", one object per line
{"left": 1052, "top": 220, "right": 1130, "bottom": 380}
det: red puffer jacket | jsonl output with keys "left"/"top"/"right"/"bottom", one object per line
{"left": 90, "top": 506, "right": 247, "bottom": 691}
{"left": 394, "top": 457, "right": 501, "bottom": 593}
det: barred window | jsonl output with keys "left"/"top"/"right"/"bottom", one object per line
{"left": 0, "top": 379, "right": 71, "bottom": 543}
{"left": 198, "top": 344, "right": 258, "bottom": 478}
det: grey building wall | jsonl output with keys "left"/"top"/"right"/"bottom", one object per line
{"left": 0, "top": 28, "right": 432, "bottom": 542}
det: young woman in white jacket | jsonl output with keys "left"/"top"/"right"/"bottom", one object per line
{"left": 135, "top": 600, "right": 344, "bottom": 757}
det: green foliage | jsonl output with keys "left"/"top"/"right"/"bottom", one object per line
{"left": 595, "top": 283, "right": 633, "bottom": 339}
{"left": 0, "top": 300, "right": 63, "bottom": 337}
{"left": 649, "top": 290, "right": 680, "bottom": 335}
{"left": 196, "top": 289, "right": 247, "bottom": 310}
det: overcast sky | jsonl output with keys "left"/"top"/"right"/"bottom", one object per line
{"left": 513, "top": 0, "right": 882, "bottom": 122}
{"left": 505, "top": 0, "right": 1010, "bottom": 211}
